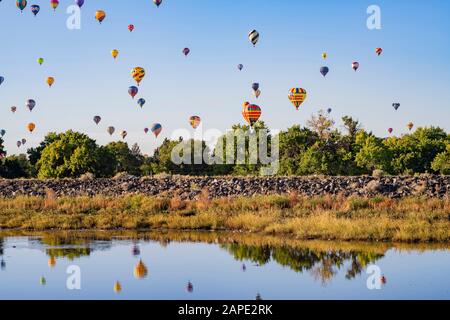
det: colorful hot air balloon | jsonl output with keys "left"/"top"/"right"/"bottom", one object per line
{"left": 352, "top": 62, "right": 360, "bottom": 71}
{"left": 182, "top": 48, "right": 190, "bottom": 57}
{"left": 27, "top": 99, "right": 36, "bottom": 112}
{"left": 46, "top": 77, "right": 55, "bottom": 87}
{"left": 50, "top": 0, "right": 59, "bottom": 11}
{"left": 17, "top": 0, "right": 27, "bottom": 12}
{"left": 189, "top": 116, "right": 201, "bottom": 129}
{"left": 0, "top": 129, "right": 5, "bottom": 137}
{"left": 131, "top": 67, "right": 145, "bottom": 86}
{"left": 288, "top": 88, "right": 307, "bottom": 111}
{"left": 107, "top": 126, "right": 115, "bottom": 136}
{"left": 11, "top": 106, "right": 17, "bottom": 113}
{"left": 93, "top": 116, "right": 101, "bottom": 125}
{"left": 31, "top": 4, "right": 40, "bottom": 16}
{"left": 388, "top": 128, "right": 393, "bottom": 135}
{"left": 95, "top": 10, "right": 106, "bottom": 24}
{"left": 75, "top": 0, "right": 84, "bottom": 8}
{"left": 242, "top": 102, "right": 261, "bottom": 127}
{"left": 120, "top": 131, "right": 128, "bottom": 140}
{"left": 0, "top": 76, "right": 4, "bottom": 86}
{"left": 376, "top": 48, "right": 383, "bottom": 56}
{"left": 153, "top": 0, "right": 162, "bottom": 8}
{"left": 111, "top": 49, "right": 119, "bottom": 60}
{"left": 134, "top": 260, "right": 148, "bottom": 279}
{"left": 21, "top": 138, "right": 27, "bottom": 145}
{"left": 144, "top": 128, "right": 149, "bottom": 134}
{"left": 322, "top": 52, "right": 328, "bottom": 60}
{"left": 37, "top": 57, "right": 44, "bottom": 65}
{"left": 238, "top": 64, "right": 243, "bottom": 71}
{"left": 17, "top": 141, "right": 22, "bottom": 148}
{"left": 407, "top": 122, "right": 414, "bottom": 131}
{"left": 27, "top": 123, "right": 36, "bottom": 133}
{"left": 393, "top": 103, "right": 400, "bottom": 111}
{"left": 137, "top": 98, "right": 146, "bottom": 108}
{"left": 113, "top": 281, "right": 122, "bottom": 293}
{"left": 128, "top": 24, "right": 134, "bottom": 32}
{"left": 248, "top": 30, "right": 259, "bottom": 47}
{"left": 128, "top": 86, "right": 138, "bottom": 99}
{"left": 320, "top": 66, "right": 329, "bottom": 77}
{"left": 151, "top": 123, "right": 162, "bottom": 138}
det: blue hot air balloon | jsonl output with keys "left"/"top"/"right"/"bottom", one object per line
{"left": 320, "top": 66, "right": 329, "bottom": 77}
{"left": 137, "top": 98, "right": 146, "bottom": 108}
{"left": 238, "top": 64, "right": 243, "bottom": 71}
{"left": 75, "top": 0, "right": 84, "bottom": 8}
{"left": 0, "top": 76, "right": 4, "bottom": 86}
{"left": 31, "top": 4, "right": 40, "bottom": 16}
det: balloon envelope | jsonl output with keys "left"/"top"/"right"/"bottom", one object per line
{"left": 37, "top": 58, "right": 44, "bottom": 65}
{"left": 288, "top": 88, "right": 307, "bottom": 110}
{"left": 128, "top": 86, "right": 138, "bottom": 99}
{"left": 248, "top": 30, "right": 259, "bottom": 46}
{"left": 393, "top": 103, "right": 400, "bottom": 111}
{"left": 95, "top": 10, "right": 106, "bottom": 23}
{"left": 0, "top": 76, "right": 4, "bottom": 86}
{"left": 320, "top": 66, "right": 329, "bottom": 77}
{"left": 151, "top": 123, "right": 162, "bottom": 137}
{"left": 27, "top": 123, "right": 36, "bottom": 133}
{"left": 376, "top": 48, "right": 383, "bottom": 56}
{"left": 111, "top": 49, "right": 119, "bottom": 59}
{"left": 183, "top": 48, "right": 190, "bottom": 56}
{"left": 189, "top": 116, "right": 201, "bottom": 129}
{"left": 107, "top": 127, "right": 115, "bottom": 136}
{"left": 75, "top": 0, "right": 84, "bottom": 8}
{"left": 131, "top": 67, "right": 145, "bottom": 86}
{"left": 252, "top": 83, "right": 259, "bottom": 92}
{"left": 31, "top": 4, "right": 40, "bottom": 16}
{"left": 27, "top": 99, "right": 36, "bottom": 112}
{"left": 242, "top": 102, "right": 261, "bottom": 127}
{"left": 0, "top": 129, "right": 5, "bottom": 137}
{"left": 352, "top": 62, "right": 360, "bottom": 71}
{"left": 50, "top": 0, "right": 59, "bottom": 11}
{"left": 46, "top": 77, "right": 55, "bottom": 87}
{"left": 238, "top": 64, "right": 243, "bottom": 71}
{"left": 128, "top": 24, "right": 134, "bottom": 32}
{"left": 17, "top": 0, "right": 27, "bottom": 12}
{"left": 137, "top": 98, "right": 146, "bottom": 108}
{"left": 93, "top": 116, "right": 101, "bottom": 125}
{"left": 153, "top": 0, "right": 162, "bottom": 7}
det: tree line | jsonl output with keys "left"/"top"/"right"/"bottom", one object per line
{"left": 1, "top": 112, "right": 449, "bottom": 179}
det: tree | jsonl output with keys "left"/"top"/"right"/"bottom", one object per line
{"left": 355, "top": 131, "right": 392, "bottom": 173}
{"left": 0, "top": 154, "right": 33, "bottom": 179}
{"left": 0, "top": 137, "right": 6, "bottom": 159}
{"left": 432, "top": 144, "right": 450, "bottom": 175}
{"left": 36, "top": 131, "right": 104, "bottom": 179}
{"left": 307, "top": 110, "right": 335, "bottom": 140}
{"left": 27, "top": 132, "right": 59, "bottom": 166}
{"left": 105, "top": 142, "right": 143, "bottom": 176}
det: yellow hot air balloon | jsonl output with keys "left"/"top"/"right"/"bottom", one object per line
{"left": 48, "top": 256, "right": 56, "bottom": 267}
{"left": 131, "top": 67, "right": 145, "bottom": 86}
{"left": 134, "top": 260, "right": 148, "bottom": 279}
{"left": 288, "top": 88, "right": 307, "bottom": 110}
{"left": 322, "top": 52, "right": 327, "bottom": 60}
{"left": 113, "top": 281, "right": 122, "bottom": 293}
{"left": 27, "top": 123, "right": 36, "bottom": 133}
{"left": 95, "top": 10, "right": 106, "bottom": 24}
{"left": 46, "top": 77, "right": 55, "bottom": 87}
{"left": 111, "top": 49, "right": 119, "bottom": 60}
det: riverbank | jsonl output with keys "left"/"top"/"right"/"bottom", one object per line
{"left": 0, "top": 194, "right": 449, "bottom": 242}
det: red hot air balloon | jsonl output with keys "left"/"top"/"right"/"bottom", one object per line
{"left": 376, "top": 48, "right": 383, "bottom": 56}
{"left": 128, "top": 24, "right": 134, "bottom": 32}
{"left": 352, "top": 62, "right": 360, "bottom": 71}
{"left": 388, "top": 128, "right": 393, "bottom": 135}
{"left": 242, "top": 102, "right": 261, "bottom": 127}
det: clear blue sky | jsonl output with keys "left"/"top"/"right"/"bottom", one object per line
{"left": 1, "top": 0, "right": 449, "bottom": 155}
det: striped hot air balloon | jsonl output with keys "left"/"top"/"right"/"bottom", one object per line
{"left": 16, "top": 0, "right": 27, "bottom": 12}
{"left": 288, "top": 88, "right": 307, "bottom": 111}
{"left": 50, "top": 0, "right": 59, "bottom": 11}
{"left": 376, "top": 48, "right": 383, "bottom": 56}
{"left": 189, "top": 116, "right": 201, "bottom": 129}
{"left": 248, "top": 30, "right": 259, "bottom": 47}
{"left": 131, "top": 67, "right": 145, "bottom": 86}
{"left": 242, "top": 102, "right": 261, "bottom": 127}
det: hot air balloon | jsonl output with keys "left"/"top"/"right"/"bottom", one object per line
{"left": 153, "top": 0, "right": 162, "bottom": 8}
{"left": 93, "top": 116, "right": 101, "bottom": 125}
{"left": 248, "top": 30, "right": 259, "bottom": 46}
{"left": 393, "top": 103, "right": 400, "bottom": 111}
{"left": 242, "top": 102, "right": 261, "bottom": 127}
{"left": 95, "top": 10, "right": 106, "bottom": 24}
{"left": 352, "top": 62, "right": 360, "bottom": 71}
{"left": 320, "top": 66, "right": 329, "bottom": 77}
{"left": 144, "top": 128, "right": 149, "bottom": 134}
{"left": 288, "top": 88, "right": 307, "bottom": 111}
{"left": 111, "top": 49, "right": 119, "bottom": 60}
{"left": 137, "top": 98, "right": 146, "bottom": 108}
{"left": 322, "top": 52, "right": 327, "bottom": 60}
{"left": 186, "top": 282, "right": 194, "bottom": 293}
{"left": 151, "top": 123, "right": 162, "bottom": 138}
{"left": 22, "top": 138, "right": 27, "bottom": 145}
{"left": 128, "top": 24, "right": 134, "bottom": 32}
{"left": 252, "top": 83, "right": 259, "bottom": 94}
{"left": 0, "top": 129, "right": 5, "bottom": 137}
{"left": 134, "top": 260, "right": 148, "bottom": 279}
{"left": 381, "top": 276, "right": 387, "bottom": 285}
{"left": 17, "top": 141, "right": 22, "bottom": 148}
{"left": 27, "top": 123, "right": 36, "bottom": 133}
{"left": 37, "top": 57, "right": 44, "bottom": 65}
{"left": 120, "top": 131, "right": 127, "bottom": 140}
{"left": 107, "top": 126, "right": 115, "bottom": 136}
{"left": 407, "top": 122, "right": 414, "bottom": 131}
{"left": 131, "top": 67, "right": 145, "bottom": 86}
{"left": 376, "top": 48, "right": 383, "bottom": 56}
{"left": 75, "top": 0, "right": 84, "bottom": 8}
{"left": 238, "top": 64, "right": 243, "bottom": 71}
{"left": 50, "top": 0, "right": 59, "bottom": 11}
{"left": 254, "top": 89, "right": 261, "bottom": 99}
{"left": 327, "top": 108, "right": 332, "bottom": 114}
{"left": 183, "top": 48, "right": 190, "bottom": 57}
{"left": 11, "top": 106, "right": 17, "bottom": 113}
{"left": 388, "top": 128, "right": 393, "bottom": 135}
{"left": 31, "top": 4, "right": 40, "bottom": 16}
{"left": 113, "top": 281, "right": 122, "bottom": 293}
{"left": 27, "top": 99, "right": 36, "bottom": 112}
{"left": 0, "top": 76, "right": 4, "bottom": 86}
{"left": 128, "top": 86, "right": 138, "bottom": 99}
{"left": 46, "top": 77, "right": 55, "bottom": 87}
{"left": 189, "top": 116, "right": 201, "bottom": 129}
{"left": 17, "top": 0, "right": 27, "bottom": 12}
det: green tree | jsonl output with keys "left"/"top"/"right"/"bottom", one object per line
{"left": 0, "top": 154, "right": 33, "bottom": 178}
{"left": 105, "top": 141, "right": 143, "bottom": 176}
{"left": 431, "top": 144, "right": 450, "bottom": 175}
{"left": 36, "top": 131, "right": 104, "bottom": 179}
{"left": 27, "top": 132, "right": 59, "bottom": 166}
{"left": 0, "top": 137, "right": 6, "bottom": 159}
{"left": 355, "top": 131, "right": 392, "bottom": 173}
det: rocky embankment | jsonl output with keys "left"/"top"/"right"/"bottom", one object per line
{"left": 0, "top": 175, "right": 448, "bottom": 199}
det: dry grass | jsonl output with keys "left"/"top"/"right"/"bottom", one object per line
{"left": 0, "top": 194, "right": 449, "bottom": 242}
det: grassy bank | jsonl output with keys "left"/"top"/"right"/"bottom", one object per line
{"left": 0, "top": 192, "right": 449, "bottom": 242}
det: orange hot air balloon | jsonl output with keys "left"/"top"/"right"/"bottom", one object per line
{"left": 288, "top": 88, "right": 307, "bottom": 110}
{"left": 242, "top": 102, "right": 261, "bottom": 127}
{"left": 375, "top": 48, "right": 383, "bottom": 56}
{"left": 46, "top": 77, "right": 55, "bottom": 87}
{"left": 95, "top": 10, "right": 106, "bottom": 24}
{"left": 113, "top": 281, "right": 122, "bottom": 293}
{"left": 134, "top": 260, "right": 148, "bottom": 279}
{"left": 27, "top": 123, "right": 36, "bottom": 133}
